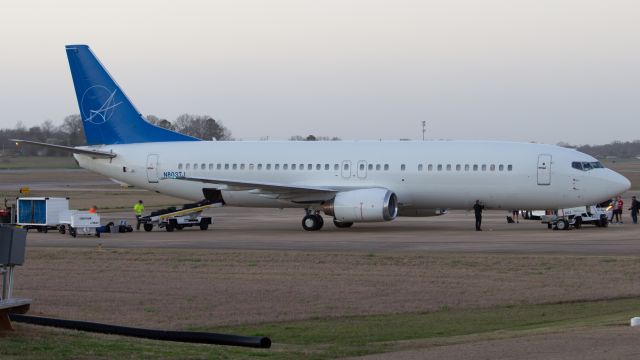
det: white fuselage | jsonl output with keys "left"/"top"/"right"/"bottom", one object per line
{"left": 74, "top": 140, "right": 630, "bottom": 212}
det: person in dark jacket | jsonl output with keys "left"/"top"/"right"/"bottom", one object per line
{"left": 629, "top": 196, "right": 639, "bottom": 224}
{"left": 473, "top": 200, "right": 484, "bottom": 231}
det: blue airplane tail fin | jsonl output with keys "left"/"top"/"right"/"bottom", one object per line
{"left": 65, "top": 45, "right": 199, "bottom": 145}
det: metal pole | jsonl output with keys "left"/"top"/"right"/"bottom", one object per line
{"left": 1, "top": 266, "right": 6, "bottom": 300}
{"left": 422, "top": 121, "right": 426, "bottom": 141}
{"left": 7, "top": 266, "right": 14, "bottom": 299}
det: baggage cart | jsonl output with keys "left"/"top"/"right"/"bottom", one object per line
{"left": 141, "top": 202, "right": 215, "bottom": 232}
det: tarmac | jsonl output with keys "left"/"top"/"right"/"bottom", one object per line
{"left": 25, "top": 205, "right": 640, "bottom": 256}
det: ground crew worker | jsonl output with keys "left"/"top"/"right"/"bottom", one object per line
{"left": 134, "top": 200, "right": 144, "bottom": 230}
{"left": 615, "top": 196, "right": 624, "bottom": 224}
{"left": 473, "top": 200, "right": 484, "bottom": 231}
{"left": 629, "top": 196, "right": 639, "bottom": 225}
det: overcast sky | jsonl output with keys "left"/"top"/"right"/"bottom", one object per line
{"left": 1, "top": 0, "right": 638, "bottom": 145}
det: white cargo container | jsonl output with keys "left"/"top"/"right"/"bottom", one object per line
{"left": 16, "top": 197, "right": 69, "bottom": 232}
{"left": 58, "top": 210, "right": 100, "bottom": 237}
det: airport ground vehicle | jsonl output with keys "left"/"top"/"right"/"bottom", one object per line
{"left": 140, "top": 203, "right": 213, "bottom": 232}
{"left": 522, "top": 210, "right": 546, "bottom": 220}
{"left": 541, "top": 205, "right": 612, "bottom": 230}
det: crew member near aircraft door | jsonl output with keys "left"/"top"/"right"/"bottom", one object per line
{"left": 134, "top": 200, "right": 144, "bottom": 230}
{"left": 473, "top": 200, "right": 484, "bottom": 231}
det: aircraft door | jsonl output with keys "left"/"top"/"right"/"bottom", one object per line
{"left": 341, "top": 160, "right": 352, "bottom": 179}
{"left": 357, "top": 160, "right": 367, "bottom": 179}
{"left": 537, "top": 154, "right": 551, "bottom": 185}
{"left": 146, "top": 154, "right": 159, "bottom": 183}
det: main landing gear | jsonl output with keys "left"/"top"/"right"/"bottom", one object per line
{"left": 302, "top": 209, "right": 324, "bottom": 231}
{"left": 301, "top": 209, "right": 355, "bottom": 231}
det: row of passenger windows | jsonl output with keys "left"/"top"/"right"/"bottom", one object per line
{"left": 177, "top": 162, "right": 514, "bottom": 172}
{"left": 416, "top": 163, "right": 513, "bottom": 172}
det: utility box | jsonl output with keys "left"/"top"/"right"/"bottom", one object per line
{"left": 0, "top": 226, "right": 27, "bottom": 265}
{"left": 16, "top": 197, "right": 69, "bottom": 226}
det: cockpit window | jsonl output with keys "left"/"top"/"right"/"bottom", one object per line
{"left": 572, "top": 161, "right": 603, "bottom": 171}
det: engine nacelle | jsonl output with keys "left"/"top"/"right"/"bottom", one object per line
{"left": 322, "top": 188, "right": 398, "bottom": 222}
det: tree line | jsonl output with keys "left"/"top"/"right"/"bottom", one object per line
{"left": 560, "top": 141, "right": 640, "bottom": 159}
{"left": 2, "top": 115, "right": 637, "bottom": 158}
{"left": 0, "top": 114, "right": 232, "bottom": 156}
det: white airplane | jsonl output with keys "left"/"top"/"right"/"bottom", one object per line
{"left": 14, "top": 45, "right": 631, "bottom": 231}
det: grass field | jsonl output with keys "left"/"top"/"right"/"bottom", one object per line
{"left": 2, "top": 297, "right": 639, "bottom": 360}
{"left": 0, "top": 156, "right": 79, "bottom": 169}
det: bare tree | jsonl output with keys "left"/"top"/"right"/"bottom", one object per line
{"left": 60, "top": 114, "right": 85, "bottom": 146}
{"left": 174, "top": 114, "right": 232, "bottom": 140}
{"left": 146, "top": 115, "right": 174, "bottom": 130}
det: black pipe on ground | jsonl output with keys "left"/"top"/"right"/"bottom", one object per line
{"left": 9, "top": 314, "right": 271, "bottom": 348}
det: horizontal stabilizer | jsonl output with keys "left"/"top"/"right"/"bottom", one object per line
{"left": 11, "top": 139, "right": 116, "bottom": 158}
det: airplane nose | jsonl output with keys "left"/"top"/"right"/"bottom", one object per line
{"left": 610, "top": 171, "right": 631, "bottom": 195}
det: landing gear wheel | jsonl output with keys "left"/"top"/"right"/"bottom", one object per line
{"left": 59, "top": 225, "right": 66, "bottom": 235}
{"left": 69, "top": 227, "right": 77, "bottom": 238}
{"left": 556, "top": 219, "right": 569, "bottom": 231}
{"left": 199, "top": 222, "right": 209, "bottom": 230}
{"left": 547, "top": 223, "right": 552, "bottom": 229}
{"left": 302, "top": 214, "right": 323, "bottom": 231}
{"left": 165, "top": 224, "right": 175, "bottom": 232}
{"left": 143, "top": 223, "right": 153, "bottom": 232}
{"left": 333, "top": 219, "right": 354, "bottom": 228}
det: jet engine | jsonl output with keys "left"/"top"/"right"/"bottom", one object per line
{"left": 321, "top": 188, "right": 398, "bottom": 222}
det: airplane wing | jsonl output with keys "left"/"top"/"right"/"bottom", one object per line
{"left": 172, "top": 176, "right": 350, "bottom": 202}
{"left": 11, "top": 139, "right": 116, "bottom": 158}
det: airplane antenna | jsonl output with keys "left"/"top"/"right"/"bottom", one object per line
{"left": 421, "top": 121, "right": 426, "bottom": 141}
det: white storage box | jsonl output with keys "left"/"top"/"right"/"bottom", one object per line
{"left": 16, "top": 197, "right": 69, "bottom": 226}
{"left": 59, "top": 211, "right": 100, "bottom": 228}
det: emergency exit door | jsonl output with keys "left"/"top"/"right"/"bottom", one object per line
{"left": 146, "top": 154, "right": 159, "bottom": 183}
{"left": 537, "top": 154, "right": 551, "bottom": 185}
